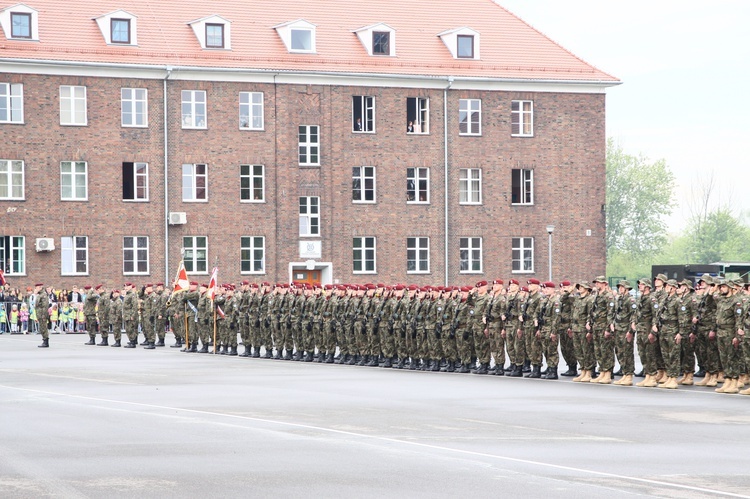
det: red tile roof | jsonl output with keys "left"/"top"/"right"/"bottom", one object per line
{"left": 0, "top": 0, "right": 619, "bottom": 83}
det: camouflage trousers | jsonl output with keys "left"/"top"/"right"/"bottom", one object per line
{"left": 680, "top": 328, "right": 697, "bottom": 374}
{"left": 379, "top": 323, "right": 395, "bottom": 358}
{"left": 441, "top": 329, "right": 458, "bottom": 363}
{"left": 489, "top": 327, "right": 505, "bottom": 369}
{"left": 525, "top": 326, "right": 542, "bottom": 366}
{"left": 614, "top": 327, "right": 635, "bottom": 375}
{"left": 276, "top": 320, "right": 291, "bottom": 353}
{"left": 703, "top": 329, "right": 724, "bottom": 374}
{"left": 742, "top": 333, "right": 750, "bottom": 375}
{"left": 559, "top": 326, "right": 576, "bottom": 368}
{"left": 658, "top": 325, "right": 681, "bottom": 378}
{"left": 125, "top": 319, "right": 139, "bottom": 343}
{"left": 427, "top": 327, "right": 443, "bottom": 361}
{"left": 591, "top": 325, "right": 614, "bottom": 371}
{"left": 717, "top": 329, "right": 741, "bottom": 379}
{"left": 635, "top": 329, "right": 657, "bottom": 375}
{"left": 504, "top": 323, "right": 517, "bottom": 366}
{"left": 85, "top": 314, "right": 98, "bottom": 339}
{"left": 154, "top": 318, "right": 166, "bottom": 341}
{"left": 142, "top": 316, "right": 154, "bottom": 342}
{"left": 573, "top": 330, "right": 595, "bottom": 371}
{"left": 456, "top": 325, "right": 473, "bottom": 364}
{"left": 335, "top": 320, "right": 349, "bottom": 356}
{"left": 471, "top": 324, "right": 490, "bottom": 364}
{"left": 109, "top": 323, "right": 121, "bottom": 342}
{"left": 394, "top": 322, "right": 408, "bottom": 359}
{"left": 542, "top": 329, "right": 559, "bottom": 368}
{"left": 366, "top": 322, "right": 380, "bottom": 357}
{"left": 353, "top": 320, "right": 367, "bottom": 356}
{"left": 38, "top": 314, "right": 50, "bottom": 340}
{"left": 512, "top": 327, "right": 526, "bottom": 367}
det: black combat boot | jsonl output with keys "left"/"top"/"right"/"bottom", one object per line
{"left": 144, "top": 342, "right": 155, "bottom": 350}
{"left": 124, "top": 340, "right": 136, "bottom": 348}
{"left": 97, "top": 338, "right": 109, "bottom": 346}
{"left": 326, "top": 353, "right": 335, "bottom": 363}
{"left": 198, "top": 343, "right": 209, "bottom": 353}
{"left": 504, "top": 364, "right": 514, "bottom": 372}
{"left": 561, "top": 365, "right": 578, "bottom": 377}
{"left": 239, "top": 345, "right": 250, "bottom": 357}
{"left": 494, "top": 365, "right": 505, "bottom": 376}
{"left": 38, "top": 338, "right": 49, "bottom": 348}
{"left": 694, "top": 368, "right": 706, "bottom": 378}
{"left": 445, "top": 361, "right": 455, "bottom": 373}
{"left": 457, "top": 363, "right": 470, "bottom": 374}
{"left": 366, "top": 356, "right": 379, "bottom": 367}
{"left": 316, "top": 352, "right": 325, "bottom": 363}
{"left": 251, "top": 348, "right": 260, "bottom": 358}
{"left": 170, "top": 338, "right": 183, "bottom": 348}
{"left": 84, "top": 337, "right": 95, "bottom": 345}
{"left": 273, "top": 350, "right": 282, "bottom": 360}
{"left": 140, "top": 339, "right": 149, "bottom": 346}
{"left": 545, "top": 367, "right": 559, "bottom": 380}
{"left": 357, "top": 355, "right": 367, "bottom": 366}
{"left": 111, "top": 339, "right": 121, "bottom": 347}
{"left": 430, "top": 360, "right": 440, "bottom": 372}
{"left": 345, "top": 355, "right": 356, "bottom": 365}
{"left": 228, "top": 346, "right": 238, "bottom": 356}
{"left": 614, "top": 368, "right": 623, "bottom": 376}
{"left": 383, "top": 357, "right": 392, "bottom": 368}
{"left": 283, "top": 350, "right": 293, "bottom": 361}
{"left": 188, "top": 342, "right": 198, "bottom": 353}
{"left": 156, "top": 338, "right": 165, "bottom": 347}
{"left": 510, "top": 364, "right": 523, "bottom": 377}
{"left": 475, "top": 363, "right": 489, "bottom": 375}
{"left": 305, "top": 352, "right": 314, "bottom": 362}
{"left": 526, "top": 365, "right": 542, "bottom": 378}
{"left": 522, "top": 359, "right": 531, "bottom": 373}
{"left": 262, "top": 349, "right": 272, "bottom": 359}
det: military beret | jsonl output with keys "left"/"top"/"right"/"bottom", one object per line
{"left": 475, "top": 280, "right": 488, "bottom": 288}
{"left": 519, "top": 286, "right": 529, "bottom": 292}
{"left": 394, "top": 284, "right": 404, "bottom": 290}
{"left": 95, "top": 284, "right": 104, "bottom": 290}
{"left": 84, "top": 285, "right": 92, "bottom": 290}
{"left": 460, "top": 286, "right": 472, "bottom": 292}
{"left": 542, "top": 281, "right": 556, "bottom": 289}
{"left": 377, "top": 283, "right": 386, "bottom": 288}
{"left": 527, "top": 278, "right": 541, "bottom": 285}
{"left": 200, "top": 283, "right": 209, "bottom": 288}
{"left": 654, "top": 274, "right": 668, "bottom": 283}
{"left": 250, "top": 283, "right": 258, "bottom": 288}
{"left": 145, "top": 283, "right": 153, "bottom": 288}
{"left": 637, "top": 278, "right": 652, "bottom": 287}
{"left": 35, "top": 283, "right": 44, "bottom": 287}
{"left": 112, "top": 288, "right": 121, "bottom": 293}
{"left": 666, "top": 279, "right": 679, "bottom": 288}
{"left": 593, "top": 276, "right": 607, "bottom": 283}
{"left": 261, "top": 281, "right": 271, "bottom": 287}
{"left": 559, "top": 280, "right": 572, "bottom": 287}
{"left": 617, "top": 280, "right": 633, "bottom": 290}
{"left": 508, "top": 279, "right": 519, "bottom": 286}
{"left": 492, "top": 279, "right": 504, "bottom": 285}
{"left": 125, "top": 282, "right": 134, "bottom": 287}
{"left": 156, "top": 283, "right": 164, "bottom": 287}
{"left": 189, "top": 281, "right": 198, "bottom": 286}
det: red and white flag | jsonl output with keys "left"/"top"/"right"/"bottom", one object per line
{"left": 216, "top": 305, "right": 225, "bottom": 319}
{"left": 206, "top": 267, "right": 218, "bottom": 301}
{"left": 172, "top": 260, "right": 190, "bottom": 294}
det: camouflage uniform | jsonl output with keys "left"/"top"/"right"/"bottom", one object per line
{"left": 571, "top": 290, "right": 595, "bottom": 372}
{"left": 486, "top": 291, "right": 506, "bottom": 372}
{"left": 634, "top": 289, "right": 657, "bottom": 376}
{"left": 714, "top": 290, "right": 742, "bottom": 379}
{"left": 557, "top": 289, "right": 576, "bottom": 371}
{"left": 612, "top": 287, "right": 637, "bottom": 376}
{"left": 96, "top": 290, "right": 110, "bottom": 342}
{"left": 678, "top": 289, "right": 698, "bottom": 375}
{"left": 657, "top": 290, "right": 682, "bottom": 379}
{"left": 108, "top": 292, "right": 123, "bottom": 345}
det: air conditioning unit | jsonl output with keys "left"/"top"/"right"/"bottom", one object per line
{"left": 35, "top": 238, "right": 55, "bottom": 252}
{"left": 168, "top": 212, "right": 187, "bottom": 225}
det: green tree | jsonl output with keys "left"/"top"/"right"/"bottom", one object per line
{"left": 606, "top": 139, "right": 676, "bottom": 259}
{"left": 686, "top": 208, "right": 750, "bottom": 263}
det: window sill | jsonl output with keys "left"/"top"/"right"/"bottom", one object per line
{"left": 354, "top": 271, "right": 377, "bottom": 275}
{"left": 299, "top": 235, "right": 321, "bottom": 239}
{"left": 241, "top": 271, "right": 266, "bottom": 275}
{"left": 511, "top": 134, "right": 534, "bottom": 138}
{"left": 60, "top": 123, "right": 88, "bottom": 127}
{"left": 459, "top": 271, "right": 484, "bottom": 275}
{"left": 182, "top": 199, "right": 208, "bottom": 203}
{"left": 0, "top": 121, "right": 25, "bottom": 125}
{"left": 459, "top": 133, "right": 482, "bottom": 137}
{"left": 511, "top": 203, "right": 534, "bottom": 207}
{"left": 240, "top": 199, "right": 266, "bottom": 204}
{"left": 353, "top": 201, "right": 376, "bottom": 205}
{"left": 239, "top": 127, "right": 265, "bottom": 132}
{"left": 61, "top": 198, "right": 89, "bottom": 202}
{"left": 407, "top": 271, "right": 431, "bottom": 275}
{"left": 181, "top": 126, "right": 208, "bottom": 130}
{"left": 511, "top": 271, "right": 535, "bottom": 274}
{"left": 406, "top": 131, "right": 429, "bottom": 136}
{"left": 299, "top": 164, "right": 321, "bottom": 168}
{"left": 407, "top": 201, "right": 430, "bottom": 205}
{"left": 352, "top": 130, "right": 376, "bottom": 135}
{"left": 123, "top": 199, "right": 150, "bottom": 203}
{"left": 123, "top": 272, "right": 150, "bottom": 276}
{"left": 459, "top": 202, "right": 482, "bottom": 206}
{"left": 122, "top": 124, "right": 148, "bottom": 129}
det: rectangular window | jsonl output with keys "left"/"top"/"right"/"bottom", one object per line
{"left": 352, "top": 96, "right": 375, "bottom": 133}
{"left": 123, "top": 236, "right": 149, "bottom": 275}
{"left": 512, "top": 100, "right": 534, "bottom": 136}
{"left": 291, "top": 29, "right": 312, "bottom": 51}
{"left": 121, "top": 88, "right": 147, "bottom": 127}
{"left": 122, "top": 162, "right": 148, "bottom": 201}
{"left": 512, "top": 237, "right": 534, "bottom": 273}
{"left": 240, "top": 164, "right": 264, "bottom": 202}
{"left": 111, "top": 18, "right": 130, "bottom": 44}
{"left": 372, "top": 31, "right": 390, "bottom": 55}
{"left": 60, "top": 161, "right": 87, "bottom": 201}
{"left": 0, "top": 160, "right": 24, "bottom": 200}
{"left": 181, "top": 90, "right": 206, "bottom": 129}
{"left": 0, "top": 236, "right": 25, "bottom": 275}
{"left": 205, "top": 23, "right": 224, "bottom": 48}
{"left": 61, "top": 236, "right": 88, "bottom": 275}
{"left": 407, "top": 237, "right": 429, "bottom": 274}
{"left": 457, "top": 35, "right": 474, "bottom": 58}
{"left": 459, "top": 98, "right": 481, "bottom": 135}
{"left": 182, "top": 163, "right": 207, "bottom": 201}
{"left": 10, "top": 12, "right": 31, "bottom": 39}
{"left": 352, "top": 166, "right": 375, "bottom": 203}
{"left": 406, "top": 167, "right": 429, "bottom": 204}
{"left": 459, "top": 168, "right": 482, "bottom": 204}
{"left": 239, "top": 91, "right": 264, "bottom": 130}
{"left": 511, "top": 169, "right": 534, "bottom": 205}
{"left": 60, "top": 85, "right": 87, "bottom": 126}
{"left": 241, "top": 236, "right": 266, "bottom": 274}
{"left": 183, "top": 236, "right": 208, "bottom": 274}
{"left": 406, "top": 97, "right": 429, "bottom": 134}
{"left": 298, "top": 125, "right": 320, "bottom": 166}
{"left": 0, "top": 83, "right": 24, "bottom": 123}
{"left": 299, "top": 196, "right": 320, "bottom": 237}
{"left": 459, "top": 237, "right": 482, "bottom": 273}
{"left": 353, "top": 237, "right": 376, "bottom": 274}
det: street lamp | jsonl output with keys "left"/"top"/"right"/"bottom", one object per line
{"left": 546, "top": 225, "right": 555, "bottom": 282}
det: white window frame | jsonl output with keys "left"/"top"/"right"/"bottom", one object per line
{"left": 512, "top": 100, "right": 534, "bottom": 137}
{"left": 122, "top": 162, "right": 148, "bottom": 202}
{"left": 123, "top": 236, "right": 149, "bottom": 275}
{"left": 353, "top": 236, "right": 376, "bottom": 274}
{"left": 240, "top": 164, "right": 265, "bottom": 203}
{"left": 406, "top": 97, "right": 429, "bottom": 134}
{"left": 111, "top": 18, "right": 131, "bottom": 44}
{"left": 457, "top": 34, "right": 474, "bottom": 59}
{"left": 407, "top": 237, "right": 430, "bottom": 274}
{"left": 183, "top": 236, "right": 208, "bottom": 274}
{"left": 239, "top": 91, "right": 264, "bottom": 130}
{"left": 459, "top": 237, "right": 483, "bottom": 274}
{"left": 181, "top": 90, "right": 207, "bottom": 129}
{"left": 459, "top": 168, "right": 482, "bottom": 205}
{"left": 298, "top": 125, "right": 320, "bottom": 166}
{"left": 372, "top": 31, "right": 391, "bottom": 56}
{"left": 0, "top": 236, "right": 25, "bottom": 275}
{"left": 0, "top": 83, "right": 24, "bottom": 124}
{"left": 60, "top": 85, "right": 87, "bottom": 126}
{"left": 352, "top": 166, "right": 376, "bottom": 204}
{"left": 240, "top": 236, "right": 266, "bottom": 274}
{"left": 60, "top": 161, "right": 88, "bottom": 201}
{"left": 182, "top": 163, "right": 207, "bottom": 202}
{"left": 406, "top": 167, "right": 429, "bottom": 204}
{"left": 352, "top": 95, "right": 375, "bottom": 133}
{"left": 459, "top": 98, "right": 481, "bottom": 136}
{"left": 512, "top": 237, "right": 535, "bottom": 274}
{"left": 205, "top": 23, "right": 224, "bottom": 48}
{"left": 511, "top": 169, "right": 534, "bottom": 205}
{"left": 10, "top": 11, "right": 31, "bottom": 39}
{"left": 0, "top": 159, "right": 24, "bottom": 200}
{"left": 290, "top": 28, "right": 314, "bottom": 52}
{"left": 299, "top": 196, "right": 320, "bottom": 237}
{"left": 121, "top": 88, "right": 148, "bottom": 127}
{"left": 61, "top": 236, "right": 89, "bottom": 276}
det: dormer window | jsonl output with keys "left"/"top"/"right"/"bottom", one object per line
{"left": 274, "top": 19, "right": 316, "bottom": 54}
{"left": 111, "top": 19, "right": 130, "bottom": 44}
{"left": 94, "top": 10, "right": 137, "bottom": 46}
{"left": 438, "top": 27, "right": 480, "bottom": 60}
{"left": 0, "top": 4, "right": 39, "bottom": 41}
{"left": 353, "top": 23, "right": 395, "bottom": 57}
{"left": 188, "top": 15, "right": 231, "bottom": 50}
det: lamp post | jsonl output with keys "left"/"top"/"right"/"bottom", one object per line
{"left": 546, "top": 225, "right": 555, "bottom": 282}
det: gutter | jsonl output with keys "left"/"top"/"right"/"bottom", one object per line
{"left": 444, "top": 76, "right": 453, "bottom": 286}
{"left": 164, "top": 66, "right": 172, "bottom": 284}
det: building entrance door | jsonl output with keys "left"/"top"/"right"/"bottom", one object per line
{"left": 291, "top": 268, "right": 321, "bottom": 286}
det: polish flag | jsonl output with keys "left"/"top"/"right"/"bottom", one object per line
{"left": 206, "top": 267, "right": 218, "bottom": 301}
{"left": 172, "top": 261, "right": 190, "bottom": 294}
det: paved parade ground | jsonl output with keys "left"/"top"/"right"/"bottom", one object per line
{"left": 1, "top": 333, "right": 749, "bottom": 499}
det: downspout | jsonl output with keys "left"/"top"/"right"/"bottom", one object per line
{"left": 273, "top": 73, "right": 279, "bottom": 282}
{"left": 164, "top": 66, "right": 172, "bottom": 283}
{"left": 444, "top": 76, "right": 453, "bottom": 287}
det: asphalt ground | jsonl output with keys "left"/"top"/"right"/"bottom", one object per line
{"left": 1, "top": 332, "right": 749, "bottom": 499}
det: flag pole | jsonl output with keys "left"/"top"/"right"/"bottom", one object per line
{"left": 213, "top": 300, "right": 217, "bottom": 354}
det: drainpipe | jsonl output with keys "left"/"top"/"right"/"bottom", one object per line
{"left": 444, "top": 76, "right": 453, "bottom": 287}
{"left": 164, "top": 66, "right": 172, "bottom": 283}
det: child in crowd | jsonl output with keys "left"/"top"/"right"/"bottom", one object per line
{"left": 20, "top": 303, "right": 29, "bottom": 334}
{"left": 29, "top": 305, "right": 38, "bottom": 334}
{"left": 10, "top": 304, "right": 19, "bottom": 334}
{"left": 61, "top": 302, "right": 72, "bottom": 332}
{"left": 77, "top": 303, "right": 85, "bottom": 332}
{"left": 49, "top": 303, "right": 59, "bottom": 333}
{"left": 0, "top": 306, "right": 6, "bottom": 334}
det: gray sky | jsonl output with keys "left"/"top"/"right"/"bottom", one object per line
{"left": 500, "top": 0, "right": 750, "bottom": 231}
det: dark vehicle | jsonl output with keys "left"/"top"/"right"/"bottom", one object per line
{"left": 651, "top": 265, "right": 722, "bottom": 286}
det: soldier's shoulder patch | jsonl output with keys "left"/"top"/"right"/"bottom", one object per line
{"left": 609, "top": 302, "right": 615, "bottom": 307}
{"left": 681, "top": 306, "right": 686, "bottom": 311}
{"left": 632, "top": 304, "right": 637, "bottom": 309}
{"left": 555, "top": 308, "right": 560, "bottom": 313}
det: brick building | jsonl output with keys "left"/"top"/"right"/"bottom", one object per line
{"left": 0, "top": 0, "right": 619, "bottom": 288}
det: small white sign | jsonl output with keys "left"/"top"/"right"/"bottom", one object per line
{"left": 299, "top": 240, "right": 322, "bottom": 259}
